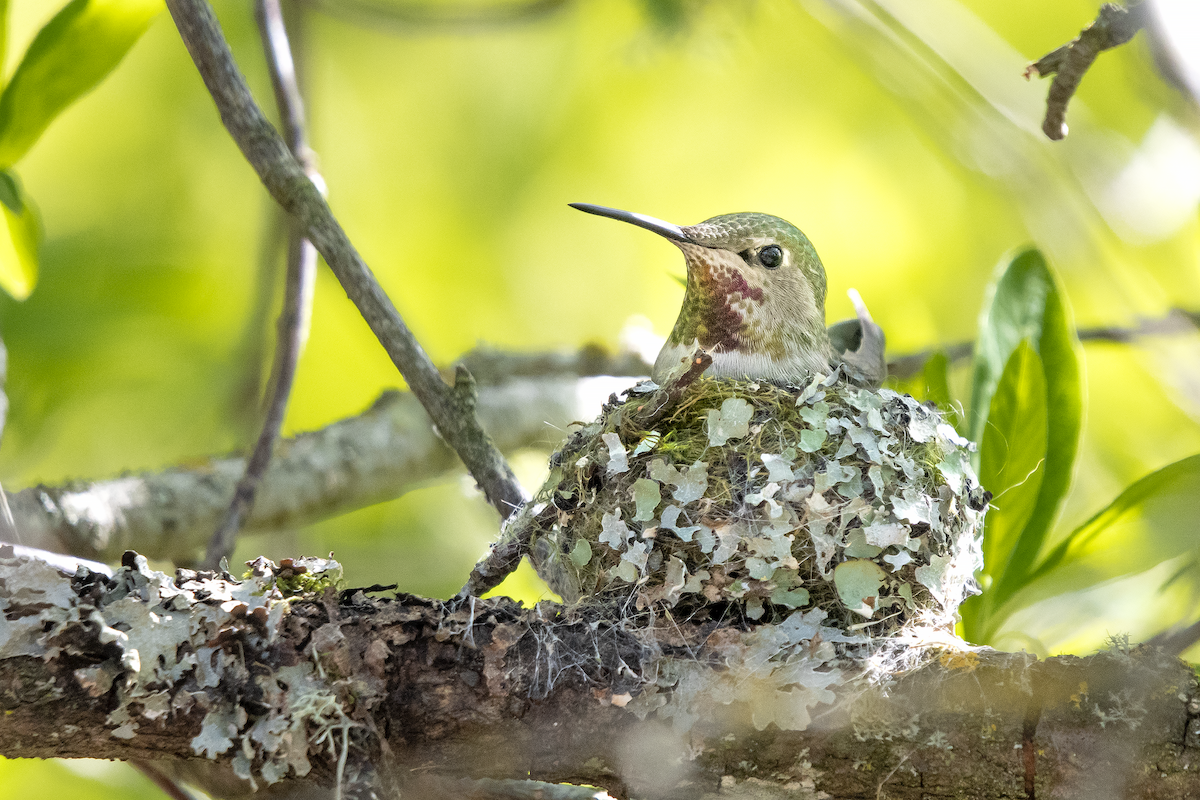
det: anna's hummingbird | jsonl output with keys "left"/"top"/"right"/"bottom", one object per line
{"left": 571, "top": 203, "right": 885, "bottom": 386}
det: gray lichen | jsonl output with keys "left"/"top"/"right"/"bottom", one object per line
{"left": 0, "top": 548, "right": 357, "bottom": 790}
{"left": 527, "top": 369, "right": 988, "bottom": 636}
{"left": 507, "top": 370, "right": 993, "bottom": 735}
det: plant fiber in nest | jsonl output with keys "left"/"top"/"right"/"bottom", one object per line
{"left": 526, "top": 370, "right": 988, "bottom": 637}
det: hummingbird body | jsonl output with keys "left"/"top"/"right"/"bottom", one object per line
{"left": 572, "top": 204, "right": 841, "bottom": 385}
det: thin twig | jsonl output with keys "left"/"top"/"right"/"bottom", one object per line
{"left": 1025, "top": 1, "right": 1150, "bottom": 140}
{"left": 205, "top": 0, "right": 319, "bottom": 569}
{"left": 259, "top": 0, "right": 313, "bottom": 160}
{"left": 0, "top": 335, "right": 11, "bottom": 544}
{"left": 1146, "top": 616, "right": 1200, "bottom": 657}
{"left": 887, "top": 343, "right": 973, "bottom": 383}
{"left": 620, "top": 349, "right": 712, "bottom": 432}
{"left": 229, "top": 204, "right": 288, "bottom": 438}
{"left": 887, "top": 306, "right": 1199, "bottom": 381}
{"left": 455, "top": 343, "right": 651, "bottom": 385}
{"left": 456, "top": 349, "right": 711, "bottom": 599}
{"left": 165, "top": 0, "right": 527, "bottom": 522}
{"left": 133, "top": 762, "right": 200, "bottom": 800}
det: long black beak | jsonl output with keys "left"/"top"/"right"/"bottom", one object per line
{"left": 569, "top": 203, "right": 691, "bottom": 244}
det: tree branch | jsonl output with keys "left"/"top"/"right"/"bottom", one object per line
{"left": 6, "top": 300, "right": 1197, "bottom": 565}
{"left": 1, "top": 550, "right": 1197, "bottom": 798}
{"left": 207, "top": 0, "right": 320, "bottom": 569}
{"left": 4, "top": 381, "right": 579, "bottom": 563}
{"left": 164, "top": 0, "right": 526, "bottom": 523}
{"left": 1025, "top": 1, "right": 1150, "bottom": 141}
{"left": 4, "top": 347, "right": 648, "bottom": 563}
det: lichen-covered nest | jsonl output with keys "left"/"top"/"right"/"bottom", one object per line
{"left": 526, "top": 370, "right": 988, "bottom": 636}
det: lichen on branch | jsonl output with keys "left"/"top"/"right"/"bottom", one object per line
{"left": 2, "top": 547, "right": 1199, "bottom": 798}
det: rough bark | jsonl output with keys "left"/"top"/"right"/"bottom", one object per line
{"left": 1, "top": 550, "right": 1197, "bottom": 799}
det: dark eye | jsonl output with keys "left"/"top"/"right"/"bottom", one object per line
{"left": 759, "top": 245, "right": 783, "bottom": 269}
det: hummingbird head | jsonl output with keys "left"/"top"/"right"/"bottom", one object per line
{"left": 571, "top": 203, "right": 833, "bottom": 384}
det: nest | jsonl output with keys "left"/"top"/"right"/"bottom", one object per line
{"left": 524, "top": 369, "right": 988, "bottom": 637}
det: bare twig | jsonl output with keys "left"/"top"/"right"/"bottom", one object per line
{"left": 165, "top": 0, "right": 526, "bottom": 521}
{"left": 455, "top": 343, "right": 651, "bottom": 385}
{"left": 887, "top": 342, "right": 973, "bottom": 383}
{"left": 133, "top": 762, "right": 201, "bottom": 800}
{"left": 456, "top": 350, "right": 711, "bottom": 599}
{"left": 298, "top": 0, "right": 568, "bottom": 31}
{"left": 620, "top": 349, "right": 712, "bottom": 432}
{"left": 205, "top": 0, "right": 319, "bottom": 569}
{"left": 0, "top": 334, "right": 11, "bottom": 544}
{"left": 453, "top": 508, "right": 537, "bottom": 601}
{"left": 259, "top": 0, "right": 313, "bottom": 161}
{"left": 229, "top": 205, "right": 287, "bottom": 436}
{"left": 1025, "top": 1, "right": 1150, "bottom": 140}
{"left": 1146, "top": 617, "right": 1200, "bottom": 657}
{"left": 205, "top": 226, "right": 315, "bottom": 568}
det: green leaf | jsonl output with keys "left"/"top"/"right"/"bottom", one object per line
{"left": 0, "top": 0, "right": 162, "bottom": 167}
{"left": 977, "top": 341, "right": 1047, "bottom": 582}
{"left": 994, "top": 455, "right": 1200, "bottom": 622}
{"left": 0, "top": 169, "right": 41, "bottom": 299}
{"left": 970, "top": 252, "right": 1061, "bottom": 439}
{"left": 958, "top": 251, "right": 1083, "bottom": 643}
{"left": 967, "top": 251, "right": 1081, "bottom": 590}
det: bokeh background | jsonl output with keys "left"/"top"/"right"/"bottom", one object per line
{"left": 1, "top": 0, "right": 1198, "bottom": 795}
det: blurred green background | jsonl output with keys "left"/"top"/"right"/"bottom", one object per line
{"left": 1, "top": 0, "right": 1198, "bottom": 794}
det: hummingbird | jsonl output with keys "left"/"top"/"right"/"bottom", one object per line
{"left": 570, "top": 203, "right": 886, "bottom": 386}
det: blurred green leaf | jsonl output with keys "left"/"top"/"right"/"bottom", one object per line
{"left": 959, "top": 250, "right": 1082, "bottom": 642}
{"left": 640, "top": 0, "right": 689, "bottom": 32}
{"left": 968, "top": 251, "right": 1073, "bottom": 441}
{"left": 978, "top": 340, "right": 1046, "bottom": 581}
{"left": 921, "top": 351, "right": 957, "bottom": 428}
{"left": 969, "top": 253, "right": 1080, "bottom": 566}
{"left": 0, "top": 0, "right": 10, "bottom": 85}
{"left": 0, "top": 0, "right": 161, "bottom": 168}
{"left": 997, "top": 455, "right": 1200, "bottom": 621}
{"left": 0, "top": 169, "right": 40, "bottom": 299}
